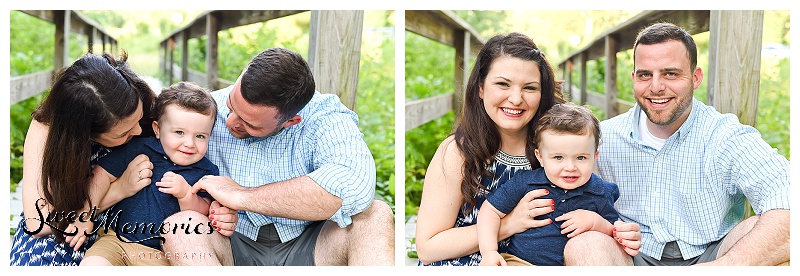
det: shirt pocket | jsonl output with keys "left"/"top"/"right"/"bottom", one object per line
{"left": 679, "top": 184, "right": 727, "bottom": 241}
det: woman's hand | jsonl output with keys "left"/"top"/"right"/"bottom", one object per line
{"left": 119, "top": 154, "right": 153, "bottom": 197}
{"left": 612, "top": 220, "right": 641, "bottom": 256}
{"left": 208, "top": 200, "right": 238, "bottom": 237}
{"left": 501, "top": 188, "right": 554, "bottom": 237}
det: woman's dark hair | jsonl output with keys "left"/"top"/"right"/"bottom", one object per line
{"left": 31, "top": 51, "right": 155, "bottom": 241}
{"left": 452, "top": 32, "right": 565, "bottom": 212}
{"left": 240, "top": 47, "right": 315, "bottom": 123}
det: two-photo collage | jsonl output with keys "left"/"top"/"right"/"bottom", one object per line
{"left": 5, "top": 8, "right": 793, "bottom": 268}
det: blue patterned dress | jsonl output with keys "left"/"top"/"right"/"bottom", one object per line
{"left": 9, "top": 143, "right": 109, "bottom": 266}
{"left": 423, "top": 150, "right": 532, "bottom": 266}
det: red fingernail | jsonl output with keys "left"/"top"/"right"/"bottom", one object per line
{"left": 216, "top": 227, "right": 221, "bottom": 232}
{"left": 551, "top": 205, "right": 555, "bottom": 210}
{"left": 618, "top": 238, "right": 623, "bottom": 243}
{"left": 613, "top": 227, "right": 617, "bottom": 232}
{"left": 209, "top": 214, "right": 214, "bottom": 220}
{"left": 545, "top": 190, "right": 550, "bottom": 194}
{"left": 551, "top": 200, "right": 555, "bottom": 205}
{"left": 211, "top": 209, "right": 215, "bottom": 214}
{"left": 213, "top": 221, "right": 217, "bottom": 226}
{"left": 549, "top": 219, "right": 553, "bottom": 223}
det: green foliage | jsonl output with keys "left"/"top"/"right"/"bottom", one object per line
{"left": 404, "top": 31, "right": 459, "bottom": 217}
{"left": 756, "top": 57, "right": 790, "bottom": 159}
{"left": 452, "top": 10, "right": 510, "bottom": 39}
{"left": 356, "top": 23, "right": 396, "bottom": 207}
{"left": 405, "top": 32, "right": 455, "bottom": 99}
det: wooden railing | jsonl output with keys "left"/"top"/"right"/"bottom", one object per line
{"left": 10, "top": 10, "right": 118, "bottom": 105}
{"left": 159, "top": 10, "right": 365, "bottom": 110}
{"left": 404, "top": 10, "right": 485, "bottom": 132}
{"left": 556, "top": 10, "right": 765, "bottom": 128}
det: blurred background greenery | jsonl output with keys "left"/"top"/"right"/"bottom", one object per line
{"left": 9, "top": 10, "right": 396, "bottom": 209}
{"left": 404, "top": 10, "right": 790, "bottom": 220}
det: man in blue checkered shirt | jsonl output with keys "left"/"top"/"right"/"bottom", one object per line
{"left": 563, "top": 23, "right": 790, "bottom": 266}
{"left": 160, "top": 48, "right": 394, "bottom": 266}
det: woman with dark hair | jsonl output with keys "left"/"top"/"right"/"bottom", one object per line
{"left": 10, "top": 51, "right": 157, "bottom": 266}
{"left": 415, "top": 32, "right": 566, "bottom": 266}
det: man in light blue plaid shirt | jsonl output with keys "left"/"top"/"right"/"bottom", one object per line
{"left": 563, "top": 23, "right": 790, "bottom": 266}
{"left": 161, "top": 48, "right": 394, "bottom": 266}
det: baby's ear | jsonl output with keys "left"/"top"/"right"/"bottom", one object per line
{"left": 152, "top": 121, "right": 160, "bottom": 139}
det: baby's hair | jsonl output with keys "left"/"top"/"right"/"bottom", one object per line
{"left": 155, "top": 82, "right": 217, "bottom": 122}
{"left": 534, "top": 102, "right": 600, "bottom": 150}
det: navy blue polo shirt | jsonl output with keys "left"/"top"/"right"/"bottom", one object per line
{"left": 486, "top": 168, "right": 619, "bottom": 266}
{"left": 96, "top": 136, "right": 218, "bottom": 250}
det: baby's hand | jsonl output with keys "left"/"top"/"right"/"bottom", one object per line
{"left": 64, "top": 219, "right": 93, "bottom": 251}
{"left": 479, "top": 251, "right": 507, "bottom": 266}
{"left": 156, "top": 171, "right": 190, "bottom": 199}
{"left": 555, "top": 209, "right": 607, "bottom": 238}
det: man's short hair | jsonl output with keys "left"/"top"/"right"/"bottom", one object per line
{"left": 240, "top": 48, "right": 316, "bottom": 122}
{"left": 633, "top": 22, "right": 698, "bottom": 69}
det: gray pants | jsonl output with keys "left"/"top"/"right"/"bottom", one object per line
{"left": 634, "top": 239, "right": 724, "bottom": 266}
{"left": 230, "top": 221, "right": 325, "bottom": 266}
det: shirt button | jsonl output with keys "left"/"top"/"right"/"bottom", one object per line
{"left": 250, "top": 143, "right": 259, "bottom": 149}
{"left": 163, "top": 155, "right": 168, "bottom": 160}
{"left": 561, "top": 199, "right": 566, "bottom": 203}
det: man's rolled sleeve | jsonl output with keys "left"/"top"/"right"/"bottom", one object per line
{"left": 729, "top": 130, "right": 791, "bottom": 214}
{"left": 306, "top": 112, "right": 377, "bottom": 228}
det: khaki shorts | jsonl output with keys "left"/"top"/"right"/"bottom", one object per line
{"left": 500, "top": 253, "right": 535, "bottom": 266}
{"left": 84, "top": 229, "right": 170, "bottom": 266}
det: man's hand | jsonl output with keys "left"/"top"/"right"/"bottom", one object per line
{"left": 612, "top": 220, "right": 641, "bottom": 256}
{"left": 209, "top": 200, "right": 238, "bottom": 237}
{"left": 556, "top": 209, "right": 610, "bottom": 238}
{"left": 192, "top": 176, "right": 247, "bottom": 211}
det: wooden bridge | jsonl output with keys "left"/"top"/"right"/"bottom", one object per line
{"left": 159, "top": 10, "right": 365, "bottom": 110}
{"left": 10, "top": 10, "right": 118, "bottom": 105}
{"left": 404, "top": 10, "right": 766, "bottom": 132}
{"left": 403, "top": 9, "right": 770, "bottom": 265}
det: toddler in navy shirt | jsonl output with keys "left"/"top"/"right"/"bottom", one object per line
{"left": 81, "top": 82, "right": 219, "bottom": 266}
{"left": 478, "top": 103, "right": 620, "bottom": 266}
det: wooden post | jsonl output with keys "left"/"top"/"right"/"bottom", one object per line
{"left": 54, "top": 10, "right": 70, "bottom": 72}
{"left": 580, "top": 52, "right": 588, "bottom": 105}
{"left": 566, "top": 59, "right": 573, "bottom": 102}
{"left": 604, "top": 35, "right": 619, "bottom": 119}
{"left": 181, "top": 30, "right": 189, "bottom": 82}
{"left": 89, "top": 27, "right": 97, "bottom": 53}
{"left": 453, "top": 30, "right": 470, "bottom": 118}
{"left": 707, "top": 10, "right": 764, "bottom": 219}
{"left": 168, "top": 37, "right": 174, "bottom": 85}
{"left": 307, "top": 10, "right": 364, "bottom": 110}
{"left": 707, "top": 10, "right": 764, "bottom": 127}
{"left": 161, "top": 41, "right": 167, "bottom": 80}
{"left": 206, "top": 12, "right": 220, "bottom": 90}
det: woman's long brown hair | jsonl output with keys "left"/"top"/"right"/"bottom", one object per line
{"left": 452, "top": 32, "right": 565, "bottom": 212}
{"left": 31, "top": 51, "right": 155, "bottom": 241}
